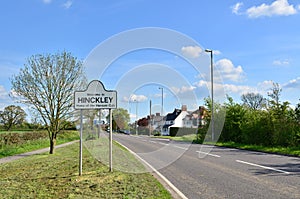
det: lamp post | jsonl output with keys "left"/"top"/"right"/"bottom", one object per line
{"left": 159, "top": 87, "right": 164, "bottom": 134}
{"left": 205, "top": 49, "right": 214, "bottom": 141}
{"left": 134, "top": 99, "right": 138, "bottom": 135}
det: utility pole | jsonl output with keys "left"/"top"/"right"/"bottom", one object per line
{"left": 159, "top": 87, "right": 164, "bottom": 134}
{"left": 205, "top": 49, "right": 214, "bottom": 141}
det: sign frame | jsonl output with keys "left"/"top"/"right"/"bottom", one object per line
{"left": 74, "top": 80, "right": 117, "bottom": 110}
{"left": 74, "top": 80, "right": 117, "bottom": 175}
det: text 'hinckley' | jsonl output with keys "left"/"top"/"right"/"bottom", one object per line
{"left": 77, "top": 96, "right": 113, "bottom": 104}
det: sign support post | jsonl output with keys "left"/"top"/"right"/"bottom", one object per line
{"left": 74, "top": 80, "right": 117, "bottom": 175}
{"left": 109, "top": 109, "right": 113, "bottom": 172}
{"left": 79, "top": 109, "right": 83, "bottom": 176}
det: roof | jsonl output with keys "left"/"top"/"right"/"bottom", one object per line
{"left": 165, "top": 109, "right": 181, "bottom": 121}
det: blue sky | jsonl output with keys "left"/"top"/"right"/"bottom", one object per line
{"left": 1, "top": 0, "right": 300, "bottom": 121}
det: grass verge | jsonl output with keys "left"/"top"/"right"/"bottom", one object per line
{"left": 0, "top": 131, "right": 79, "bottom": 158}
{"left": 213, "top": 141, "right": 300, "bottom": 157}
{"left": 161, "top": 135, "right": 300, "bottom": 157}
{"left": 0, "top": 142, "right": 172, "bottom": 199}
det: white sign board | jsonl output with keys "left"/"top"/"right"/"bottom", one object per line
{"left": 74, "top": 80, "right": 117, "bottom": 110}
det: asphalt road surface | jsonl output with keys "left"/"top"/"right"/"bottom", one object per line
{"left": 113, "top": 134, "right": 300, "bottom": 199}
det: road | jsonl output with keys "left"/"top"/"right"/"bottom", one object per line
{"left": 113, "top": 134, "right": 300, "bottom": 199}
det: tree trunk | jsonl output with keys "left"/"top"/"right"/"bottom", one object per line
{"left": 49, "top": 136, "right": 56, "bottom": 154}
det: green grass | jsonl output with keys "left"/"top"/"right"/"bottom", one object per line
{"left": 213, "top": 141, "right": 300, "bottom": 157}
{"left": 84, "top": 138, "right": 147, "bottom": 174}
{"left": 159, "top": 134, "right": 300, "bottom": 157}
{"left": 0, "top": 142, "right": 172, "bottom": 199}
{"left": 0, "top": 130, "right": 79, "bottom": 158}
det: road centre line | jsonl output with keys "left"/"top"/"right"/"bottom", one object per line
{"left": 196, "top": 151, "right": 221, "bottom": 158}
{"left": 173, "top": 145, "right": 188, "bottom": 150}
{"left": 236, "top": 160, "right": 290, "bottom": 174}
{"left": 158, "top": 142, "right": 169, "bottom": 146}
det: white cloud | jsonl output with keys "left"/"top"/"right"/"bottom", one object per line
{"left": 123, "top": 94, "right": 148, "bottom": 103}
{"left": 62, "top": 0, "right": 73, "bottom": 9}
{"left": 194, "top": 80, "right": 254, "bottom": 96}
{"left": 257, "top": 80, "right": 275, "bottom": 92}
{"left": 181, "top": 46, "right": 202, "bottom": 58}
{"left": 213, "top": 50, "right": 221, "bottom": 55}
{"left": 246, "top": 0, "right": 298, "bottom": 18}
{"left": 272, "top": 59, "right": 290, "bottom": 66}
{"left": 232, "top": 2, "right": 243, "bottom": 15}
{"left": 171, "top": 86, "right": 196, "bottom": 94}
{"left": 42, "top": 0, "right": 52, "bottom": 4}
{"left": 215, "top": 59, "right": 245, "bottom": 82}
{"left": 223, "top": 84, "right": 254, "bottom": 95}
{"left": 283, "top": 77, "right": 300, "bottom": 89}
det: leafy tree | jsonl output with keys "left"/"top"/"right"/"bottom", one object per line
{"left": 241, "top": 92, "right": 266, "bottom": 110}
{"left": 138, "top": 117, "right": 149, "bottom": 127}
{"left": 241, "top": 109, "right": 274, "bottom": 145}
{"left": 295, "top": 100, "right": 300, "bottom": 123}
{"left": 267, "top": 82, "right": 296, "bottom": 146}
{"left": 202, "top": 97, "right": 225, "bottom": 141}
{"left": 107, "top": 108, "right": 130, "bottom": 131}
{"left": 0, "top": 105, "right": 27, "bottom": 130}
{"left": 221, "top": 96, "right": 245, "bottom": 142}
{"left": 11, "top": 51, "right": 86, "bottom": 154}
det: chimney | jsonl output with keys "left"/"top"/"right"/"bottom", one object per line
{"left": 181, "top": 105, "right": 187, "bottom": 111}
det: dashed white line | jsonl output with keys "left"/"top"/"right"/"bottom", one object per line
{"left": 158, "top": 142, "right": 169, "bottom": 146}
{"left": 196, "top": 151, "right": 221, "bottom": 158}
{"left": 236, "top": 160, "right": 290, "bottom": 174}
{"left": 173, "top": 145, "right": 188, "bottom": 150}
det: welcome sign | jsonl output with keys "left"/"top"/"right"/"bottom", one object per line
{"left": 74, "top": 80, "right": 117, "bottom": 110}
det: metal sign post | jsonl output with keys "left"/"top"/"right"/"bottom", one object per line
{"left": 74, "top": 80, "right": 117, "bottom": 175}
{"left": 109, "top": 109, "right": 113, "bottom": 172}
{"left": 79, "top": 109, "right": 83, "bottom": 176}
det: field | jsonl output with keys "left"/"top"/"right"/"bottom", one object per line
{"left": 0, "top": 130, "right": 79, "bottom": 158}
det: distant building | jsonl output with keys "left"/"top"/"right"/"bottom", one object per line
{"left": 162, "top": 108, "right": 181, "bottom": 135}
{"left": 148, "top": 113, "right": 164, "bottom": 133}
{"left": 161, "top": 105, "right": 207, "bottom": 135}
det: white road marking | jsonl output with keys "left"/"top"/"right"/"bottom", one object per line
{"left": 236, "top": 160, "right": 290, "bottom": 174}
{"left": 149, "top": 140, "right": 157, "bottom": 144}
{"left": 115, "top": 141, "right": 188, "bottom": 199}
{"left": 173, "top": 145, "right": 188, "bottom": 150}
{"left": 196, "top": 151, "right": 220, "bottom": 158}
{"left": 158, "top": 142, "right": 169, "bottom": 146}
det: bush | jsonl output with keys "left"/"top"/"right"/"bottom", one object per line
{"left": 0, "top": 131, "right": 48, "bottom": 147}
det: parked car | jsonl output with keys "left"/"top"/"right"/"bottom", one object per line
{"left": 119, "top": 129, "right": 131, "bottom": 135}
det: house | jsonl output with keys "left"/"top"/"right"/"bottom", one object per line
{"left": 149, "top": 113, "right": 164, "bottom": 132}
{"left": 183, "top": 106, "right": 207, "bottom": 128}
{"left": 162, "top": 105, "right": 207, "bottom": 135}
{"left": 162, "top": 108, "right": 181, "bottom": 135}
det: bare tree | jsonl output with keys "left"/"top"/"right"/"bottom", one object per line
{"left": 11, "top": 51, "right": 86, "bottom": 154}
{"left": 0, "top": 105, "right": 27, "bottom": 130}
{"left": 241, "top": 92, "right": 266, "bottom": 110}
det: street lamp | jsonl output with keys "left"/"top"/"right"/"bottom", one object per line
{"left": 205, "top": 49, "right": 214, "bottom": 141}
{"left": 159, "top": 87, "right": 164, "bottom": 134}
{"left": 134, "top": 99, "right": 138, "bottom": 135}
